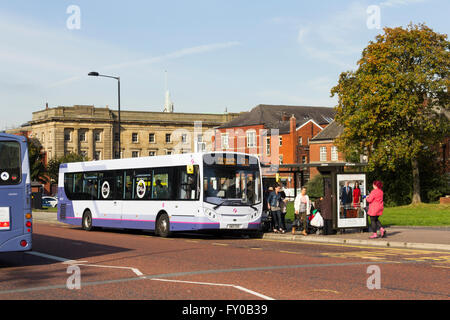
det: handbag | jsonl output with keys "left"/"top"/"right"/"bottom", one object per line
{"left": 310, "top": 212, "right": 324, "bottom": 228}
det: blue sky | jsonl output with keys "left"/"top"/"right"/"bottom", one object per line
{"left": 1, "top": 0, "right": 449, "bottom": 129}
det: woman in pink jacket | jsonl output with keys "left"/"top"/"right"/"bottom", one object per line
{"left": 366, "top": 180, "right": 385, "bottom": 239}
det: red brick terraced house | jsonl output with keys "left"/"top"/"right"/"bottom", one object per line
{"left": 213, "top": 104, "right": 335, "bottom": 187}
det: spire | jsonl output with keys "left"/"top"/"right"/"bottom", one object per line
{"left": 163, "top": 70, "right": 174, "bottom": 113}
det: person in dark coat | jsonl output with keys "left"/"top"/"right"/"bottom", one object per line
{"left": 340, "top": 181, "right": 353, "bottom": 218}
{"left": 322, "top": 178, "right": 333, "bottom": 235}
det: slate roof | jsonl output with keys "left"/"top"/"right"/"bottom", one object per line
{"left": 310, "top": 120, "right": 343, "bottom": 141}
{"left": 218, "top": 104, "right": 335, "bottom": 134}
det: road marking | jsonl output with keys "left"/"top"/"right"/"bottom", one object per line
{"left": 258, "top": 238, "right": 448, "bottom": 254}
{"left": 212, "top": 243, "right": 229, "bottom": 246}
{"left": 279, "top": 250, "right": 301, "bottom": 255}
{"left": 151, "top": 278, "right": 275, "bottom": 300}
{"left": 0, "top": 260, "right": 415, "bottom": 296}
{"left": 26, "top": 251, "right": 143, "bottom": 276}
{"left": 313, "top": 289, "right": 340, "bottom": 294}
{"left": 26, "top": 251, "right": 71, "bottom": 262}
{"left": 432, "top": 265, "right": 450, "bottom": 269}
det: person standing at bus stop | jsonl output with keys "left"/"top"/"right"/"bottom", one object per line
{"left": 267, "top": 184, "right": 285, "bottom": 233}
{"left": 293, "top": 187, "right": 310, "bottom": 236}
{"left": 366, "top": 180, "right": 385, "bottom": 239}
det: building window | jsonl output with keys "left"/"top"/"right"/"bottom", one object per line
{"left": 149, "top": 151, "right": 156, "bottom": 156}
{"left": 165, "top": 150, "right": 173, "bottom": 155}
{"left": 320, "top": 146, "right": 327, "bottom": 162}
{"left": 149, "top": 133, "right": 155, "bottom": 143}
{"left": 165, "top": 133, "right": 171, "bottom": 143}
{"left": 114, "top": 133, "right": 120, "bottom": 142}
{"left": 80, "top": 151, "right": 87, "bottom": 158}
{"left": 132, "top": 151, "right": 139, "bottom": 158}
{"left": 279, "top": 155, "right": 283, "bottom": 165}
{"left": 279, "top": 136, "right": 283, "bottom": 146}
{"left": 302, "top": 156, "right": 307, "bottom": 163}
{"left": 246, "top": 130, "right": 256, "bottom": 148}
{"left": 94, "top": 131, "right": 101, "bottom": 142}
{"left": 132, "top": 133, "right": 138, "bottom": 143}
{"left": 64, "top": 131, "right": 71, "bottom": 141}
{"left": 331, "top": 146, "right": 338, "bottom": 161}
{"left": 79, "top": 132, "right": 86, "bottom": 142}
{"left": 114, "top": 151, "right": 120, "bottom": 159}
{"left": 298, "top": 137, "right": 303, "bottom": 145}
{"left": 221, "top": 133, "right": 229, "bottom": 149}
{"left": 266, "top": 137, "right": 270, "bottom": 155}
{"left": 181, "top": 134, "right": 188, "bottom": 144}
{"left": 94, "top": 151, "right": 101, "bottom": 161}
{"left": 41, "top": 133, "right": 45, "bottom": 143}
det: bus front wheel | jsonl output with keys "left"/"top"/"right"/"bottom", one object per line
{"left": 156, "top": 213, "right": 171, "bottom": 238}
{"left": 82, "top": 210, "right": 94, "bottom": 231}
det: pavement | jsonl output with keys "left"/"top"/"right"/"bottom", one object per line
{"left": 264, "top": 224, "right": 450, "bottom": 252}
{"left": 32, "top": 210, "right": 450, "bottom": 252}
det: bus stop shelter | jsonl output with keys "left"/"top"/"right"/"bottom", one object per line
{"left": 262, "top": 162, "right": 368, "bottom": 232}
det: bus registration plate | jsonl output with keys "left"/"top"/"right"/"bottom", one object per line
{"left": 227, "top": 224, "right": 241, "bottom": 229}
{"left": 0, "top": 207, "right": 10, "bottom": 230}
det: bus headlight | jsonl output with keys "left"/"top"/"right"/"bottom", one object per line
{"left": 204, "top": 208, "right": 219, "bottom": 219}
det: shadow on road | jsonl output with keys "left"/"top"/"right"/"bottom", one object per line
{"left": 0, "top": 233, "right": 132, "bottom": 269}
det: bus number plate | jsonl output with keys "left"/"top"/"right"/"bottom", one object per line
{"left": 0, "top": 207, "right": 10, "bottom": 230}
{"left": 227, "top": 224, "right": 241, "bottom": 229}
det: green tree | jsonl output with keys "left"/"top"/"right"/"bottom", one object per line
{"left": 28, "top": 138, "right": 48, "bottom": 184}
{"left": 47, "top": 152, "right": 88, "bottom": 184}
{"left": 331, "top": 23, "right": 450, "bottom": 204}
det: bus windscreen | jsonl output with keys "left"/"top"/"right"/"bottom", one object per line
{"left": 0, "top": 141, "right": 21, "bottom": 185}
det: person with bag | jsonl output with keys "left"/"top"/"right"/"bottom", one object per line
{"left": 293, "top": 187, "right": 310, "bottom": 236}
{"left": 279, "top": 186, "right": 288, "bottom": 232}
{"left": 366, "top": 180, "right": 385, "bottom": 239}
{"left": 267, "top": 184, "right": 285, "bottom": 233}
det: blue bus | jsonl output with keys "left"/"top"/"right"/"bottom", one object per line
{"left": 0, "top": 133, "right": 32, "bottom": 252}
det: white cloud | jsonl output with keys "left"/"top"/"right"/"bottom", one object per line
{"left": 380, "top": 0, "right": 427, "bottom": 7}
{"left": 48, "top": 41, "right": 240, "bottom": 88}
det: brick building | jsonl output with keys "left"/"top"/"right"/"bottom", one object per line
{"left": 309, "top": 120, "right": 346, "bottom": 178}
{"left": 213, "top": 104, "right": 335, "bottom": 186}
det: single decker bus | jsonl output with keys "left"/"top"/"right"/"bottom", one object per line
{"left": 0, "top": 133, "right": 32, "bottom": 252}
{"left": 57, "top": 152, "right": 262, "bottom": 237}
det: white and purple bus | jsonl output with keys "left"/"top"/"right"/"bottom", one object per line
{"left": 0, "top": 133, "right": 32, "bottom": 252}
{"left": 57, "top": 152, "right": 262, "bottom": 237}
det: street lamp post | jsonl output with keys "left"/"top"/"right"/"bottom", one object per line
{"left": 88, "top": 71, "right": 121, "bottom": 159}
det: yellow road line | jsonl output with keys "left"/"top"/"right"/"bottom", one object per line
{"left": 257, "top": 238, "right": 447, "bottom": 254}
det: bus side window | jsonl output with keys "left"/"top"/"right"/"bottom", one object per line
{"left": 178, "top": 165, "right": 198, "bottom": 200}
{"left": 152, "top": 169, "right": 172, "bottom": 200}
{"left": 133, "top": 169, "right": 152, "bottom": 200}
{"left": 64, "top": 173, "right": 74, "bottom": 199}
{"left": 124, "top": 171, "right": 133, "bottom": 200}
{"left": 114, "top": 171, "right": 124, "bottom": 200}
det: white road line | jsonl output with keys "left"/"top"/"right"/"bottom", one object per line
{"left": 26, "top": 251, "right": 71, "bottom": 262}
{"left": 26, "top": 251, "right": 143, "bottom": 276}
{"left": 151, "top": 278, "right": 275, "bottom": 300}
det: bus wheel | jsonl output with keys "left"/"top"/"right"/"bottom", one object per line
{"left": 156, "top": 213, "right": 171, "bottom": 238}
{"left": 82, "top": 210, "right": 93, "bottom": 231}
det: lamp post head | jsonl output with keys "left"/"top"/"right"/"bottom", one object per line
{"left": 88, "top": 71, "right": 99, "bottom": 76}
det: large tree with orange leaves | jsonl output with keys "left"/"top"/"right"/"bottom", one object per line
{"left": 331, "top": 23, "right": 449, "bottom": 204}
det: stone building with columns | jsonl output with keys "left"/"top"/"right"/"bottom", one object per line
{"left": 9, "top": 104, "right": 240, "bottom": 162}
